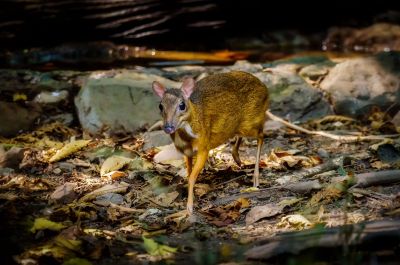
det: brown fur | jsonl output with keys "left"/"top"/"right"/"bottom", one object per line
{"left": 188, "top": 71, "right": 269, "bottom": 151}
{"left": 153, "top": 71, "right": 269, "bottom": 214}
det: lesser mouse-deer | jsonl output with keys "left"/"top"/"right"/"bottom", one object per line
{"left": 152, "top": 71, "right": 269, "bottom": 214}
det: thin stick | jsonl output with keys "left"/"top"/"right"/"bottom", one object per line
{"left": 109, "top": 203, "right": 145, "bottom": 213}
{"left": 266, "top": 111, "right": 399, "bottom": 142}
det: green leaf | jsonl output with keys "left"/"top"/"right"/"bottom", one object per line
{"left": 142, "top": 236, "right": 177, "bottom": 258}
{"left": 30, "top": 218, "right": 66, "bottom": 233}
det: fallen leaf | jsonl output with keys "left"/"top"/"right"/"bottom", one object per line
{"left": 264, "top": 149, "right": 320, "bottom": 170}
{"left": 50, "top": 182, "right": 77, "bottom": 204}
{"left": 100, "top": 155, "right": 132, "bottom": 176}
{"left": 101, "top": 170, "right": 127, "bottom": 180}
{"left": 79, "top": 183, "right": 129, "bottom": 202}
{"left": 370, "top": 160, "right": 391, "bottom": 169}
{"left": 49, "top": 140, "right": 91, "bottom": 163}
{"left": 13, "top": 92, "right": 27, "bottom": 101}
{"left": 142, "top": 236, "right": 177, "bottom": 258}
{"left": 154, "top": 191, "right": 179, "bottom": 207}
{"left": 153, "top": 144, "right": 183, "bottom": 164}
{"left": 246, "top": 203, "right": 284, "bottom": 225}
{"left": 30, "top": 218, "right": 66, "bottom": 233}
{"left": 277, "top": 214, "right": 312, "bottom": 229}
{"left": 240, "top": 187, "right": 259, "bottom": 193}
{"left": 63, "top": 258, "right": 92, "bottom": 265}
{"left": 308, "top": 184, "right": 343, "bottom": 207}
{"left": 200, "top": 198, "right": 249, "bottom": 227}
{"left": 277, "top": 197, "right": 303, "bottom": 207}
{"left": 194, "top": 183, "right": 211, "bottom": 198}
{"left": 20, "top": 243, "right": 73, "bottom": 261}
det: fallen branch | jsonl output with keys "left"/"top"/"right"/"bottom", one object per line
{"left": 266, "top": 111, "right": 399, "bottom": 142}
{"left": 246, "top": 219, "right": 400, "bottom": 260}
{"left": 352, "top": 170, "right": 400, "bottom": 188}
{"left": 213, "top": 157, "right": 346, "bottom": 205}
{"left": 275, "top": 156, "right": 347, "bottom": 185}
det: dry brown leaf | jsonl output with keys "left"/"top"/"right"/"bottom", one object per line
{"left": 49, "top": 140, "right": 91, "bottom": 163}
{"left": 264, "top": 149, "right": 321, "bottom": 170}
{"left": 100, "top": 155, "right": 132, "bottom": 176}
{"left": 277, "top": 214, "right": 312, "bottom": 230}
{"left": 308, "top": 185, "right": 343, "bottom": 207}
{"left": 101, "top": 170, "right": 127, "bottom": 180}
{"left": 154, "top": 191, "right": 179, "bottom": 207}
{"left": 79, "top": 183, "right": 129, "bottom": 202}
{"left": 370, "top": 160, "right": 391, "bottom": 169}
{"left": 194, "top": 183, "right": 211, "bottom": 198}
{"left": 246, "top": 203, "right": 284, "bottom": 225}
{"left": 200, "top": 198, "right": 249, "bottom": 227}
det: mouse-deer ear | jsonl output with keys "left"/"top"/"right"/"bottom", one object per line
{"left": 152, "top": 81, "right": 166, "bottom": 98}
{"left": 181, "top": 77, "right": 195, "bottom": 100}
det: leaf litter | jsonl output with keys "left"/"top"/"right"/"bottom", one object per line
{"left": 1, "top": 109, "right": 400, "bottom": 264}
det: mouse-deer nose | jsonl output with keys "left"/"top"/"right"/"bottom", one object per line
{"left": 163, "top": 123, "right": 176, "bottom": 134}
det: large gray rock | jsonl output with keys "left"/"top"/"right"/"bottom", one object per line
{"left": 75, "top": 70, "right": 179, "bottom": 135}
{"left": 320, "top": 53, "right": 400, "bottom": 117}
{"left": 255, "top": 69, "right": 332, "bottom": 122}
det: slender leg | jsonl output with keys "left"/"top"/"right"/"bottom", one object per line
{"left": 184, "top": 155, "right": 192, "bottom": 176}
{"left": 253, "top": 136, "right": 264, "bottom": 187}
{"left": 232, "top": 136, "right": 242, "bottom": 167}
{"left": 187, "top": 150, "right": 208, "bottom": 214}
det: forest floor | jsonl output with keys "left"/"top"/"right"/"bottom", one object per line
{"left": 1, "top": 109, "right": 400, "bottom": 265}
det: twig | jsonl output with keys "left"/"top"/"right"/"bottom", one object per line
{"left": 109, "top": 203, "right": 145, "bottom": 213}
{"left": 266, "top": 111, "right": 399, "bottom": 142}
{"left": 214, "top": 175, "right": 245, "bottom": 188}
{"left": 349, "top": 188, "right": 395, "bottom": 200}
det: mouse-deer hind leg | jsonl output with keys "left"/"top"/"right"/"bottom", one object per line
{"left": 253, "top": 136, "right": 264, "bottom": 187}
{"left": 184, "top": 155, "right": 193, "bottom": 176}
{"left": 232, "top": 136, "right": 242, "bottom": 167}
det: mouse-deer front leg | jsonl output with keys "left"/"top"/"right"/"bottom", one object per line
{"left": 187, "top": 149, "right": 208, "bottom": 214}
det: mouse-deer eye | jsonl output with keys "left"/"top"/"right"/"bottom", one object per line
{"left": 178, "top": 102, "right": 186, "bottom": 111}
{"left": 159, "top": 103, "right": 164, "bottom": 112}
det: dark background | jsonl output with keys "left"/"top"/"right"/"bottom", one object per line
{"left": 0, "top": 0, "right": 400, "bottom": 50}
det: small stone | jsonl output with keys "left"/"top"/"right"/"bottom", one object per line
{"left": 50, "top": 183, "right": 77, "bottom": 204}
{"left": 34, "top": 90, "right": 69, "bottom": 104}
{"left": 139, "top": 208, "right": 163, "bottom": 221}
{"left": 142, "top": 130, "right": 172, "bottom": 151}
{"left": 94, "top": 193, "right": 124, "bottom": 206}
{"left": 52, "top": 168, "right": 62, "bottom": 175}
{"left": 228, "top": 60, "right": 263, "bottom": 73}
{"left": 317, "top": 148, "right": 330, "bottom": 158}
{"left": 56, "top": 162, "right": 76, "bottom": 172}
